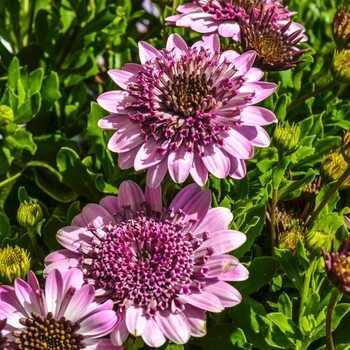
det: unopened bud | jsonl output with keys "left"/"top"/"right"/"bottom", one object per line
{"left": 272, "top": 121, "right": 300, "bottom": 153}
{"left": 331, "top": 49, "right": 350, "bottom": 83}
{"left": 0, "top": 105, "right": 14, "bottom": 127}
{"left": 17, "top": 201, "right": 43, "bottom": 228}
{"left": 305, "top": 229, "right": 331, "bottom": 257}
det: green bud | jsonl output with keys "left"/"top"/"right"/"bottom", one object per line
{"left": 0, "top": 105, "right": 14, "bottom": 127}
{"left": 272, "top": 121, "right": 300, "bottom": 153}
{"left": 0, "top": 245, "right": 31, "bottom": 285}
{"left": 331, "top": 49, "right": 350, "bottom": 83}
{"left": 305, "top": 229, "right": 331, "bottom": 257}
{"left": 17, "top": 201, "right": 43, "bottom": 228}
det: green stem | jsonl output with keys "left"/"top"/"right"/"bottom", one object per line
{"left": 286, "top": 80, "right": 339, "bottom": 112}
{"left": 55, "top": 23, "right": 80, "bottom": 71}
{"left": 270, "top": 186, "right": 278, "bottom": 256}
{"left": 306, "top": 164, "right": 350, "bottom": 230}
{"left": 26, "top": 0, "right": 36, "bottom": 45}
{"left": 326, "top": 288, "right": 340, "bottom": 350}
{"left": 299, "top": 259, "right": 315, "bottom": 324}
{"left": 27, "top": 227, "right": 45, "bottom": 269}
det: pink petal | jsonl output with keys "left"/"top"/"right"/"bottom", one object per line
{"left": 220, "top": 128, "right": 254, "bottom": 159}
{"left": 118, "top": 147, "right": 140, "bottom": 169}
{"left": 238, "top": 82, "right": 277, "bottom": 104}
{"left": 126, "top": 306, "right": 147, "bottom": 337}
{"left": 118, "top": 180, "right": 145, "bottom": 212}
{"left": 84, "top": 339, "right": 123, "bottom": 350}
{"left": 166, "top": 34, "right": 189, "bottom": 59}
{"left": 193, "top": 207, "right": 233, "bottom": 234}
{"left": 169, "top": 183, "right": 201, "bottom": 210}
{"left": 97, "top": 91, "right": 131, "bottom": 113}
{"left": 183, "top": 304, "right": 207, "bottom": 337}
{"left": 98, "top": 114, "right": 131, "bottom": 131}
{"left": 27, "top": 271, "right": 40, "bottom": 294}
{"left": 240, "top": 106, "right": 277, "bottom": 126}
{"left": 228, "top": 156, "right": 246, "bottom": 179}
{"left": 145, "top": 184, "right": 163, "bottom": 213}
{"left": 184, "top": 290, "right": 224, "bottom": 312}
{"left": 134, "top": 139, "right": 166, "bottom": 170}
{"left": 199, "top": 254, "right": 240, "bottom": 278}
{"left": 231, "top": 51, "right": 257, "bottom": 75}
{"left": 80, "top": 203, "right": 117, "bottom": 227}
{"left": 204, "top": 281, "right": 242, "bottom": 307}
{"left": 201, "top": 144, "right": 231, "bottom": 178}
{"left": 99, "top": 195, "right": 119, "bottom": 216}
{"left": 14, "top": 279, "right": 42, "bottom": 316}
{"left": 168, "top": 146, "right": 194, "bottom": 184}
{"left": 218, "top": 263, "right": 249, "bottom": 281}
{"left": 108, "top": 69, "right": 135, "bottom": 90}
{"left": 190, "top": 153, "right": 208, "bottom": 186}
{"left": 80, "top": 310, "right": 119, "bottom": 337}
{"left": 147, "top": 158, "right": 168, "bottom": 188}
{"left": 218, "top": 21, "right": 240, "bottom": 38}
{"left": 111, "top": 315, "right": 129, "bottom": 346}
{"left": 45, "top": 269, "right": 63, "bottom": 317}
{"left": 44, "top": 250, "right": 80, "bottom": 272}
{"left": 142, "top": 317, "right": 167, "bottom": 347}
{"left": 244, "top": 67, "right": 264, "bottom": 82}
{"left": 108, "top": 125, "right": 144, "bottom": 153}
{"left": 190, "top": 17, "right": 220, "bottom": 34}
{"left": 155, "top": 310, "right": 191, "bottom": 344}
{"left": 233, "top": 125, "right": 271, "bottom": 147}
{"left": 0, "top": 300, "right": 26, "bottom": 330}
{"left": 192, "top": 34, "right": 220, "bottom": 52}
{"left": 57, "top": 226, "right": 94, "bottom": 251}
{"left": 138, "top": 41, "right": 162, "bottom": 65}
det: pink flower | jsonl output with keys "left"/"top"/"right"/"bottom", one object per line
{"left": 0, "top": 269, "right": 122, "bottom": 350}
{"left": 44, "top": 181, "right": 249, "bottom": 347}
{"left": 97, "top": 34, "right": 277, "bottom": 187}
{"left": 166, "top": 0, "right": 307, "bottom": 42}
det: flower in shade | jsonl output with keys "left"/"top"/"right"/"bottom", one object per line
{"left": 165, "top": 0, "right": 307, "bottom": 42}
{"left": 0, "top": 268, "right": 121, "bottom": 350}
{"left": 44, "top": 181, "right": 249, "bottom": 347}
{"left": 97, "top": 34, "right": 277, "bottom": 187}
{"left": 0, "top": 319, "right": 9, "bottom": 350}
{"left": 240, "top": 8, "right": 308, "bottom": 70}
{"left": 333, "top": 6, "right": 350, "bottom": 49}
{"left": 322, "top": 224, "right": 350, "bottom": 295}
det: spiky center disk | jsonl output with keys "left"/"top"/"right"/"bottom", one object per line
{"left": 126, "top": 47, "right": 250, "bottom": 154}
{"left": 13, "top": 312, "right": 85, "bottom": 350}
{"left": 84, "top": 216, "right": 205, "bottom": 315}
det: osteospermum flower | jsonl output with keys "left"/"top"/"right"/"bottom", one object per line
{"left": 0, "top": 319, "right": 9, "bottom": 350}
{"left": 165, "top": 0, "right": 307, "bottom": 42}
{"left": 240, "top": 8, "right": 308, "bottom": 70}
{"left": 44, "top": 181, "right": 249, "bottom": 347}
{"left": 97, "top": 34, "right": 277, "bottom": 187}
{"left": 333, "top": 6, "right": 350, "bottom": 49}
{"left": 322, "top": 232, "right": 350, "bottom": 296}
{"left": 0, "top": 268, "right": 121, "bottom": 350}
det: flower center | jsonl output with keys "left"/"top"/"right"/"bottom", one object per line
{"left": 83, "top": 216, "right": 197, "bottom": 315}
{"left": 333, "top": 253, "right": 350, "bottom": 285}
{"left": 13, "top": 312, "right": 85, "bottom": 350}
{"left": 164, "top": 72, "right": 215, "bottom": 117}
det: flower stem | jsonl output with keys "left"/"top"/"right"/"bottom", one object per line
{"left": 299, "top": 259, "right": 315, "bottom": 324}
{"left": 270, "top": 186, "right": 278, "bottom": 256}
{"left": 286, "top": 80, "right": 339, "bottom": 112}
{"left": 326, "top": 288, "right": 340, "bottom": 350}
{"left": 305, "top": 164, "right": 350, "bottom": 230}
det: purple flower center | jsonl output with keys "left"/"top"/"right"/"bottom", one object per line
{"left": 126, "top": 47, "right": 249, "bottom": 154}
{"left": 84, "top": 216, "right": 200, "bottom": 315}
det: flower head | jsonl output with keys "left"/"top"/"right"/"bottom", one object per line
{"left": 165, "top": 0, "right": 307, "bottom": 42}
{"left": 44, "top": 181, "right": 249, "bottom": 347}
{"left": 333, "top": 6, "right": 350, "bottom": 49}
{"left": 17, "top": 200, "right": 43, "bottom": 228}
{"left": 240, "top": 8, "right": 308, "bottom": 70}
{"left": 0, "top": 246, "right": 31, "bottom": 285}
{"left": 272, "top": 121, "right": 300, "bottom": 152}
{"left": 97, "top": 34, "right": 277, "bottom": 187}
{"left": 0, "top": 319, "right": 9, "bottom": 350}
{"left": 331, "top": 49, "right": 350, "bottom": 83}
{"left": 322, "top": 230, "right": 350, "bottom": 295}
{"left": 0, "top": 268, "right": 121, "bottom": 350}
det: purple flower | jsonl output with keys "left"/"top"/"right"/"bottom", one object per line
{"left": 97, "top": 34, "right": 277, "bottom": 187}
{"left": 44, "top": 181, "right": 249, "bottom": 347}
{"left": 166, "top": 0, "right": 307, "bottom": 43}
{"left": 0, "top": 269, "right": 122, "bottom": 350}
{"left": 322, "top": 225, "right": 350, "bottom": 295}
{"left": 0, "top": 319, "right": 9, "bottom": 350}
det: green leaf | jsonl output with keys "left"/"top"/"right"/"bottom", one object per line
{"left": 18, "top": 186, "right": 31, "bottom": 202}
{"left": 40, "top": 71, "right": 61, "bottom": 114}
{"left": 29, "top": 68, "right": 44, "bottom": 96}
{"left": 272, "top": 157, "right": 291, "bottom": 188}
{"left": 56, "top": 147, "right": 102, "bottom": 203}
{"left": 191, "top": 324, "right": 252, "bottom": 350}
{"left": 0, "top": 173, "right": 21, "bottom": 208}
{"left": 14, "top": 91, "right": 41, "bottom": 124}
{"left": 274, "top": 248, "right": 303, "bottom": 293}
{"left": 267, "top": 312, "right": 303, "bottom": 341}
{"left": 274, "top": 94, "right": 290, "bottom": 121}
{"left": 0, "top": 210, "right": 11, "bottom": 242}
{"left": 79, "top": 6, "right": 117, "bottom": 36}
{"left": 3, "top": 128, "right": 37, "bottom": 155}
{"left": 277, "top": 292, "right": 293, "bottom": 319}
{"left": 35, "top": 10, "right": 55, "bottom": 59}
{"left": 7, "top": 56, "right": 20, "bottom": 90}
{"left": 234, "top": 257, "right": 277, "bottom": 295}
{"left": 0, "top": 146, "right": 13, "bottom": 175}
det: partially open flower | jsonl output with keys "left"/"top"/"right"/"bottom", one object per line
{"left": 240, "top": 8, "right": 308, "bottom": 70}
{"left": 97, "top": 33, "right": 277, "bottom": 187}
{"left": 323, "top": 234, "right": 350, "bottom": 295}
{"left": 0, "top": 246, "right": 30, "bottom": 285}
{"left": 0, "top": 319, "right": 9, "bottom": 350}
{"left": 166, "top": 0, "right": 307, "bottom": 43}
{"left": 333, "top": 6, "right": 350, "bottom": 49}
{"left": 272, "top": 121, "right": 300, "bottom": 152}
{"left": 44, "top": 181, "right": 248, "bottom": 347}
{"left": 331, "top": 49, "right": 350, "bottom": 83}
{"left": 0, "top": 268, "right": 121, "bottom": 350}
{"left": 17, "top": 200, "right": 43, "bottom": 228}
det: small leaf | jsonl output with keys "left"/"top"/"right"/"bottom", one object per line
{"left": 272, "top": 157, "right": 291, "bottom": 188}
{"left": 14, "top": 91, "right": 41, "bottom": 124}
{"left": 8, "top": 56, "right": 20, "bottom": 90}
{"left": 267, "top": 312, "right": 303, "bottom": 341}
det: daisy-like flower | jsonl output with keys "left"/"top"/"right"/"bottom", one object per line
{"left": 97, "top": 34, "right": 277, "bottom": 187}
{"left": 44, "top": 181, "right": 249, "bottom": 347}
{"left": 0, "top": 319, "right": 9, "bottom": 350}
{"left": 0, "top": 268, "right": 122, "bottom": 350}
{"left": 333, "top": 6, "right": 350, "bottom": 49}
{"left": 165, "top": 0, "right": 307, "bottom": 42}
{"left": 322, "top": 230, "right": 350, "bottom": 296}
{"left": 240, "top": 8, "right": 308, "bottom": 70}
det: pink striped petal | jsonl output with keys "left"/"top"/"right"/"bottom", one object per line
{"left": 108, "top": 125, "right": 144, "bottom": 152}
{"left": 118, "top": 180, "right": 145, "bottom": 212}
{"left": 118, "top": 147, "right": 140, "bottom": 169}
{"left": 147, "top": 158, "right": 168, "bottom": 188}
{"left": 240, "top": 106, "right": 277, "bottom": 126}
{"left": 168, "top": 146, "right": 194, "bottom": 184}
{"left": 126, "top": 306, "right": 147, "bottom": 336}
{"left": 193, "top": 207, "right": 233, "bottom": 234}
{"left": 134, "top": 139, "right": 166, "bottom": 170}
{"left": 99, "top": 195, "right": 119, "bottom": 216}
{"left": 201, "top": 144, "right": 230, "bottom": 178}
{"left": 80, "top": 310, "right": 119, "bottom": 337}
{"left": 204, "top": 281, "right": 242, "bottom": 307}
{"left": 220, "top": 128, "right": 254, "bottom": 159}
{"left": 142, "top": 317, "right": 167, "bottom": 347}
{"left": 183, "top": 304, "right": 207, "bottom": 337}
{"left": 138, "top": 41, "right": 163, "bottom": 65}
{"left": 81, "top": 203, "right": 117, "bottom": 227}
{"left": 97, "top": 91, "right": 131, "bottom": 113}
{"left": 57, "top": 226, "right": 93, "bottom": 250}
{"left": 98, "top": 114, "right": 131, "bottom": 130}
{"left": 218, "top": 263, "right": 249, "bottom": 281}
{"left": 145, "top": 184, "right": 163, "bottom": 213}
{"left": 184, "top": 291, "right": 224, "bottom": 312}
{"left": 218, "top": 21, "right": 240, "bottom": 38}
{"left": 190, "top": 152, "right": 208, "bottom": 186}
{"left": 111, "top": 315, "right": 129, "bottom": 346}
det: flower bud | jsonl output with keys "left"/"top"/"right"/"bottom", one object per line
{"left": 17, "top": 201, "right": 43, "bottom": 228}
{"left": 342, "top": 130, "right": 350, "bottom": 163}
{"left": 272, "top": 121, "right": 300, "bottom": 153}
{"left": 333, "top": 6, "right": 350, "bottom": 49}
{"left": 305, "top": 229, "right": 331, "bottom": 257}
{"left": 331, "top": 49, "right": 350, "bottom": 83}
{"left": 0, "top": 105, "right": 14, "bottom": 127}
{"left": 0, "top": 245, "right": 31, "bottom": 285}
